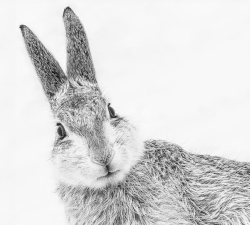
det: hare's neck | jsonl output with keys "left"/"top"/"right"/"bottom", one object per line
{"left": 57, "top": 161, "right": 192, "bottom": 225}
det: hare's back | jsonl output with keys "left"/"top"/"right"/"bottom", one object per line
{"left": 143, "top": 140, "right": 250, "bottom": 224}
{"left": 144, "top": 139, "right": 250, "bottom": 177}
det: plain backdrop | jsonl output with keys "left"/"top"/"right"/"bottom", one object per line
{"left": 2, "top": 1, "right": 250, "bottom": 225}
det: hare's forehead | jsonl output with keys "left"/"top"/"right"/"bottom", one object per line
{"left": 55, "top": 94, "right": 107, "bottom": 132}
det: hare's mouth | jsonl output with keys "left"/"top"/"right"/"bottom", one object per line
{"left": 97, "top": 170, "right": 120, "bottom": 180}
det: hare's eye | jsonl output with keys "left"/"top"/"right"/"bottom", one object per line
{"left": 56, "top": 123, "right": 67, "bottom": 139}
{"left": 108, "top": 103, "right": 117, "bottom": 119}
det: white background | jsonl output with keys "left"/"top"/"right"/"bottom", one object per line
{"left": 2, "top": 1, "right": 250, "bottom": 225}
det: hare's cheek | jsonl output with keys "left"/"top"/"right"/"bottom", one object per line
{"left": 114, "top": 127, "right": 143, "bottom": 172}
{"left": 70, "top": 134, "right": 89, "bottom": 154}
{"left": 52, "top": 157, "right": 91, "bottom": 185}
{"left": 108, "top": 145, "right": 128, "bottom": 172}
{"left": 126, "top": 131, "right": 144, "bottom": 166}
{"left": 104, "top": 121, "right": 122, "bottom": 144}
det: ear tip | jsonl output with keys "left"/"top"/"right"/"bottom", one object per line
{"left": 19, "top": 24, "right": 27, "bottom": 30}
{"left": 63, "top": 6, "right": 74, "bottom": 18}
{"left": 20, "top": 24, "right": 29, "bottom": 36}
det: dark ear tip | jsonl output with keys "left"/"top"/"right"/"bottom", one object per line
{"left": 19, "top": 24, "right": 27, "bottom": 30}
{"left": 20, "top": 24, "right": 29, "bottom": 36}
{"left": 63, "top": 6, "right": 74, "bottom": 17}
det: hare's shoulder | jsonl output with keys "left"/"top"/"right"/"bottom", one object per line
{"left": 143, "top": 139, "right": 190, "bottom": 166}
{"left": 142, "top": 139, "right": 250, "bottom": 178}
{"left": 141, "top": 140, "right": 189, "bottom": 180}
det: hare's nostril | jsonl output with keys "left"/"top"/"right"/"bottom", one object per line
{"left": 91, "top": 159, "right": 105, "bottom": 166}
{"left": 106, "top": 152, "right": 115, "bottom": 165}
{"left": 106, "top": 164, "right": 110, "bottom": 172}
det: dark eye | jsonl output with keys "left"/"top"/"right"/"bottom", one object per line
{"left": 56, "top": 123, "right": 67, "bottom": 139}
{"left": 108, "top": 103, "right": 117, "bottom": 119}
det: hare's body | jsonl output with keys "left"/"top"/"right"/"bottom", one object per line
{"left": 58, "top": 140, "right": 250, "bottom": 225}
{"left": 21, "top": 7, "right": 250, "bottom": 225}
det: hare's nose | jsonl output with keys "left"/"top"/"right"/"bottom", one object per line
{"left": 91, "top": 151, "right": 114, "bottom": 167}
{"left": 105, "top": 152, "right": 115, "bottom": 166}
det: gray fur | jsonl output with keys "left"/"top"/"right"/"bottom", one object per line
{"left": 20, "top": 25, "right": 67, "bottom": 102}
{"left": 63, "top": 7, "right": 97, "bottom": 83}
{"left": 21, "top": 7, "right": 250, "bottom": 225}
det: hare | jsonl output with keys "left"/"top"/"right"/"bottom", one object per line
{"left": 20, "top": 7, "right": 250, "bottom": 225}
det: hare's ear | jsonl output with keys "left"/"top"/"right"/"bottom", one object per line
{"left": 63, "top": 7, "right": 97, "bottom": 84}
{"left": 20, "top": 25, "right": 67, "bottom": 102}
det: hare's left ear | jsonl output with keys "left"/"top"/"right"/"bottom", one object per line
{"left": 63, "top": 7, "right": 97, "bottom": 84}
{"left": 20, "top": 25, "right": 67, "bottom": 102}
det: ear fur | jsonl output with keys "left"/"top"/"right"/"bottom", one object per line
{"left": 63, "top": 7, "right": 97, "bottom": 83}
{"left": 20, "top": 25, "right": 67, "bottom": 102}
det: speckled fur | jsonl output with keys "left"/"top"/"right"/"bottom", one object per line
{"left": 21, "top": 7, "right": 250, "bottom": 225}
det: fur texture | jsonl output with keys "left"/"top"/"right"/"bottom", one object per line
{"left": 57, "top": 141, "right": 250, "bottom": 225}
{"left": 21, "top": 7, "right": 250, "bottom": 225}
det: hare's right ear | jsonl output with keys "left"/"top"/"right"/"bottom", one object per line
{"left": 20, "top": 25, "right": 67, "bottom": 103}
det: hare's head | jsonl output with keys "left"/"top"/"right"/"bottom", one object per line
{"left": 20, "top": 7, "right": 143, "bottom": 189}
